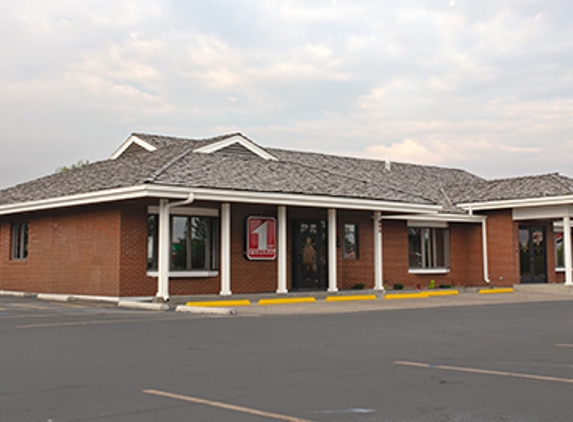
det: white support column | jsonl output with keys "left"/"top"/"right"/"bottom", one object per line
{"left": 328, "top": 208, "right": 338, "bottom": 293}
{"left": 564, "top": 216, "right": 573, "bottom": 286}
{"left": 220, "top": 203, "right": 232, "bottom": 296}
{"left": 374, "top": 211, "right": 384, "bottom": 291}
{"left": 157, "top": 199, "right": 171, "bottom": 301}
{"left": 277, "top": 206, "right": 288, "bottom": 294}
{"left": 481, "top": 217, "right": 491, "bottom": 284}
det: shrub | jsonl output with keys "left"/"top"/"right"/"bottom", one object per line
{"left": 393, "top": 283, "right": 404, "bottom": 290}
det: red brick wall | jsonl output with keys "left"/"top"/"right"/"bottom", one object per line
{"left": 0, "top": 205, "right": 121, "bottom": 295}
{"left": 338, "top": 210, "right": 375, "bottom": 289}
{"left": 4, "top": 200, "right": 562, "bottom": 297}
{"left": 381, "top": 220, "right": 485, "bottom": 289}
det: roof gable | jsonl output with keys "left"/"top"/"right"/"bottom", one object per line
{"left": 110, "top": 135, "right": 157, "bottom": 159}
{"left": 194, "top": 134, "right": 278, "bottom": 161}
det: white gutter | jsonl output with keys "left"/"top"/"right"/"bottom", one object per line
{"left": 0, "top": 185, "right": 440, "bottom": 216}
{"left": 458, "top": 194, "right": 573, "bottom": 211}
{"left": 0, "top": 185, "right": 191, "bottom": 217}
{"left": 156, "top": 193, "right": 195, "bottom": 302}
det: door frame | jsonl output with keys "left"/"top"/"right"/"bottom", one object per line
{"left": 290, "top": 219, "right": 328, "bottom": 290}
{"left": 519, "top": 225, "right": 548, "bottom": 284}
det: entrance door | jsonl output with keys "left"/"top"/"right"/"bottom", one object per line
{"left": 292, "top": 219, "right": 328, "bottom": 290}
{"left": 519, "top": 226, "right": 547, "bottom": 283}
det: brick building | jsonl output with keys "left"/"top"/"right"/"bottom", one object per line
{"left": 1, "top": 133, "right": 572, "bottom": 300}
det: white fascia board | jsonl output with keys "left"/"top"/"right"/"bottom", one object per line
{"left": 512, "top": 205, "right": 573, "bottom": 221}
{"left": 194, "top": 135, "right": 278, "bottom": 161}
{"left": 382, "top": 213, "right": 485, "bottom": 224}
{"left": 0, "top": 184, "right": 439, "bottom": 216}
{"left": 0, "top": 185, "right": 191, "bottom": 216}
{"left": 110, "top": 135, "right": 157, "bottom": 160}
{"left": 458, "top": 195, "right": 573, "bottom": 211}
{"left": 190, "top": 188, "right": 440, "bottom": 213}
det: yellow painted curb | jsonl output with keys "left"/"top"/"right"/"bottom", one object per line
{"left": 478, "top": 288, "right": 514, "bottom": 294}
{"left": 427, "top": 290, "right": 459, "bottom": 297}
{"left": 325, "top": 295, "right": 377, "bottom": 302}
{"left": 258, "top": 297, "right": 316, "bottom": 305}
{"left": 186, "top": 300, "right": 251, "bottom": 307}
{"left": 384, "top": 292, "right": 430, "bottom": 300}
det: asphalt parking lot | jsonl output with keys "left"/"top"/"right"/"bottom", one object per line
{"left": 1, "top": 290, "right": 573, "bottom": 421}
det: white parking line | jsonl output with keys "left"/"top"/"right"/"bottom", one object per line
{"left": 555, "top": 343, "right": 573, "bottom": 348}
{"left": 16, "top": 316, "right": 190, "bottom": 329}
{"left": 143, "top": 389, "right": 314, "bottom": 422}
{"left": 395, "top": 360, "right": 573, "bottom": 385}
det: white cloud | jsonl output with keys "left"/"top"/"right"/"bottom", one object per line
{"left": 1, "top": 0, "right": 573, "bottom": 188}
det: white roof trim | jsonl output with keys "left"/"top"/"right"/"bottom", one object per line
{"left": 0, "top": 185, "right": 440, "bottom": 216}
{"left": 189, "top": 188, "right": 439, "bottom": 213}
{"left": 382, "top": 213, "right": 485, "bottom": 223}
{"left": 458, "top": 195, "right": 573, "bottom": 211}
{"left": 110, "top": 135, "right": 157, "bottom": 160}
{"left": 194, "top": 135, "right": 278, "bottom": 161}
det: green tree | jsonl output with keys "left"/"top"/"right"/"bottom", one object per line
{"left": 55, "top": 159, "right": 91, "bottom": 173}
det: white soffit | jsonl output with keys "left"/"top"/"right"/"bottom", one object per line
{"left": 194, "top": 135, "right": 278, "bottom": 161}
{"left": 110, "top": 135, "right": 157, "bottom": 160}
{"left": 512, "top": 205, "right": 573, "bottom": 221}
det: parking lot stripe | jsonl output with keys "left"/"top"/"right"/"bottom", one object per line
{"left": 325, "top": 295, "right": 377, "bottom": 302}
{"left": 426, "top": 290, "right": 459, "bottom": 297}
{"left": 16, "top": 317, "right": 188, "bottom": 329}
{"left": 384, "top": 292, "right": 430, "bottom": 300}
{"left": 555, "top": 343, "right": 573, "bottom": 348}
{"left": 258, "top": 297, "right": 316, "bottom": 305}
{"left": 186, "top": 300, "right": 251, "bottom": 307}
{"left": 395, "top": 360, "right": 573, "bottom": 385}
{"left": 478, "top": 288, "right": 514, "bottom": 294}
{"left": 143, "top": 389, "right": 314, "bottom": 422}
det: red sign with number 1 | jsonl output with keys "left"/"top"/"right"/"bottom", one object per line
{"left": 246, "top": 217, "right": 276, "bottom": 260}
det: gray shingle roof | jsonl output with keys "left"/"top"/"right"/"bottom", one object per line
{"left": 447, "top": 173, "right": 573, "bottom": 203}
{"left": 1, "top": 132, "right": 570, "bottom": 212}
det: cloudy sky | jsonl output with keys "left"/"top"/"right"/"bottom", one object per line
{"left": 1, "top": 0, "right": 572, "bottom": 188}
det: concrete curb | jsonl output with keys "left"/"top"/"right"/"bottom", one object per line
{"left": 176, "top": 305, "right": 237, "bottom": 315}
{"left": 37, "top": 293, "right": 71, "bottom": 302}
{"left": 118, "top": 301, "right": 169, "bottom": 311}
{"left": 0, "top": 290, "right": 36, "bottom": 298}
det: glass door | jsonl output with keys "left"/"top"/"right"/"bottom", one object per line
{"left": 291, "top": 219, "right": 327, "bottom": 290}
{"left": 519, "top": 226, "right": 547, "bottom": 283}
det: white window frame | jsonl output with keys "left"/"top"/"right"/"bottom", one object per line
{"left": 11, "top": 222, "right": 28, "bottom": 261}
{"left": 408, "top": 225, "right": 450, "bottom": 274}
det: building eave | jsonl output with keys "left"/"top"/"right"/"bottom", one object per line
{"left": 382, "top": 213, "right": 485, "bottom": 223}
{"left": 457, "top": 195, "right": 573, "bottom": 212}
{"left": 0, "top": 185, "right": 441, "bottom": 216}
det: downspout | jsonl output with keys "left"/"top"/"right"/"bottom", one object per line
{"left": 157, "top": 193, "right": 195, "bottom": 302}
{"left": 481, "top": 215, "right": 491, "bottom": 284}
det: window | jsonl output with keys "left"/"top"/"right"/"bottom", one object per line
{"left": 554, "top": 230, "right": 571, "bottom": 269}
{"left": 147, "top": 215, "right": 220, "bottom": 272}
{"left": 343, "top": 223, "right": 358, "bottom": 259}
{"left": 408, "top": 227, "right": 449, "bottom": 270}
{"left": 11, "top": 223, "right": 28, "bottom": 260}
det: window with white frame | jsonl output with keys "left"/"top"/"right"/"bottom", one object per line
{"left": 343, "top": 223, "right": 358, "bottom": 259}
{"left": 11, "top": 222, "right": 28, "bottom": 260}
{"left": 553, "top": 228, "right": 573, "bottom": 270}
{"left": 408, "top": 227, "right": 449, "bottom": 270}
{"left": 147, "top": 215, "right": 220, "bottom": 272}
